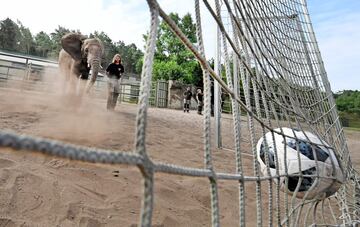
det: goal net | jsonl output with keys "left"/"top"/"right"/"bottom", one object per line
{"left": 0, "top": 0, "right": 359, "bottom": 226}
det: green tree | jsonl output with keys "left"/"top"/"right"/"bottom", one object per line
{"left": 335, "top": 90, "right": 360, "bottom": 114}
{"left": 148, "top": 12, "right": 202, "bottom": 85}
{"left": 152, "top": 60, "right": 184, "bottom": 81}
{"left": 135, "top": 57, "right": 144, "bottom": 74}
{"left": 0, "top": 18, "right": 144, "bottom": 72}
{"left": 17, "top": 20, "right": 35, "bottom": 55}
{"left": 49, "top": 26, "right": 72, "bottom": 58}
{"left": 90, "top": 31, "right": 144, "bottom": 73}
{"left": 334, "top": 90, "right": 360, "bottom": 128}
{"left": 34, "top": 32, "right": 53, "bottom": 58}
{"left": 117, "top": 42, "right": 143, "bottom": 74}
{"left": 0, "top": 18, "right": 20, "bottom": 51}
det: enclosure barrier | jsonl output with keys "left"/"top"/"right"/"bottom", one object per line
{"left": 0, "top": 53, "right": 168, "bottom": 108}
{"left": 0, "top": 0, "right": 360, "bottom": 227}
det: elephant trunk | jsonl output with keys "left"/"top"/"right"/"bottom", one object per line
{"left": 86, "top": 59, "right": 100, "bottom": 93}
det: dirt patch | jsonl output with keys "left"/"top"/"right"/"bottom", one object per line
{"left": 0, "top": 88, "right": 358, "bottom": 226}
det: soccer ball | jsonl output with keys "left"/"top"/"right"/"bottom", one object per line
{"left": 256, "top": 127, "right": 344, "bottom": 200}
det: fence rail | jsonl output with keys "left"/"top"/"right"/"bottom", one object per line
{"left": 0, "top": 52, "right": 169, "bottom": 108}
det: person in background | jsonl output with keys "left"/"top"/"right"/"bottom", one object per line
{"left": 183, "top": 87, "right": 192, "bottom": 113}
{"left": 106, "top": 54, "right": 124, "bottom": 111}
{"left": 196, "top": 88, "right": 203, "bottom": 115}
{"left": 220, "top": 88, "right": 227, "bottom": 112}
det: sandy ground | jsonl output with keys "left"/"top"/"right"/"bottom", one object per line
{"left": 0, "top": 87, "right": 359, "bottom": 227}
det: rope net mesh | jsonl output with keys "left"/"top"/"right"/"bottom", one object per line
{"left": 0, "top": 0, "right": 359, "bottom": 226}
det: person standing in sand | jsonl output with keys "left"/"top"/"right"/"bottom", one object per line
{"left": 196, "top": 88, "right": 203, "bottom": 115}
{"left": 106, "top": 54, "right": 124, "bottom": 111}
{"left": 183, "top": 87, "right": 192, "bottom": 113}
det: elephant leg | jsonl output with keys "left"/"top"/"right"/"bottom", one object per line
{"left": 77, "top": 68, "right": 90, "bottom": 95}
{"left": 59, "top": 67, "right": 68, "bottom": 95}
{"left": 68, "top": 74, "right": 78, "bottom": 95}
{"left": 69, "top": 62, "right": 84, "bottom": 96}
{"left": 60, "top": 79, "right": 67, "bottom": 95}
{"left": 58, "top": 63, "right": 72, "bottom": 96}
{"left": 78, "top": 78, "right": 88, "bottom": 96}
{"left": 59, "top": 49, "right": 73, "bottom": 95}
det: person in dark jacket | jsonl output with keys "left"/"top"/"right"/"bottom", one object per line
{"left": 183, "top": 87, "right": 192, "bottom": 113}
{"left": 196, "top": 88, "right": 203, "bottom": 115}
{"left": 106, "top": 54, "right": 124, "bottom": 111}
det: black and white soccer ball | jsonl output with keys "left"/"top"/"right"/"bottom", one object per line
{"left": 256, "top": 127, "right": 344, "bottom": 200}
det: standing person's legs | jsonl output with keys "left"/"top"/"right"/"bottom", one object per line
{"left": 197, "top": 101, "right": 203, "bottom": 114}
{"left": 112, "top": 93, "right": 119, "bottom": 109}
{"left": 183, "top": 99, "right": 187, "bottom": 112}
{"left": 107, "top": 78, "right": 115, "bottom": 110}
{"left": 111, "top": 78, "right": 121, "bottom": 110}
{"left": 186, "top": 100, "right": 190, "bottom": 112}
{"left": 107, "top": 91, "right": 114, "bottom": 110}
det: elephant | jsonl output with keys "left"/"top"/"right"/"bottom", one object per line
{"left": 58, "top": 33, "right": 104, "bottom": 95}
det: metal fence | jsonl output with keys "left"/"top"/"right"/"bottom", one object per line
{"left": 0, "top": 51, "right": 58, "bottom": 92}
{"left": 0, "top": 51, "right": 169, "bottom": 108}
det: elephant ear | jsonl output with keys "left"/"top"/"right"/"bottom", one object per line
{"left": 61, "top": 33, "right": 87, "bottom": 61}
